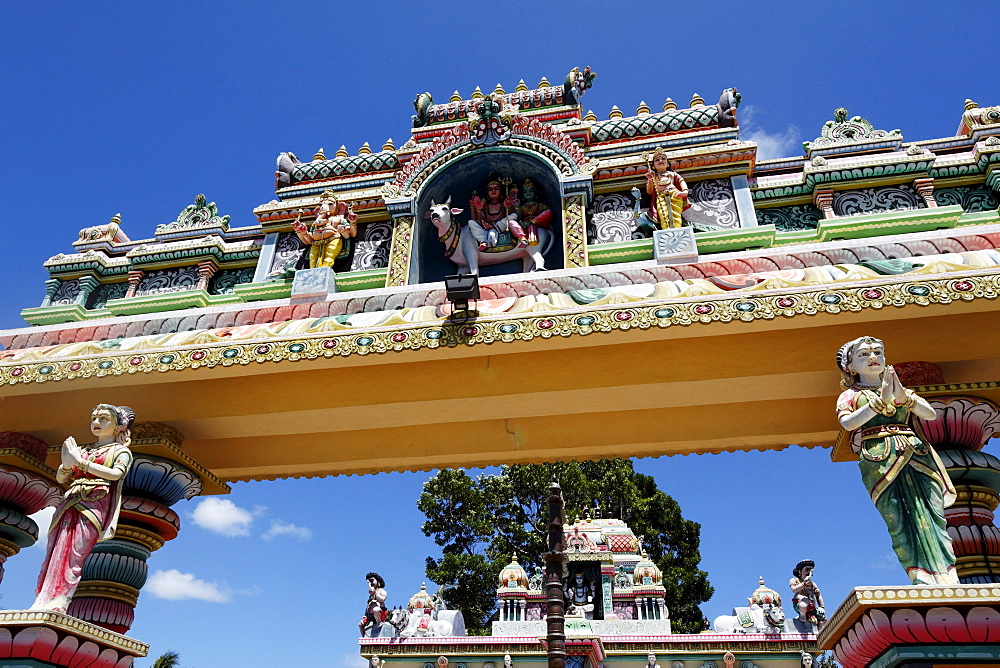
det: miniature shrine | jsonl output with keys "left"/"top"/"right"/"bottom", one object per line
{"left": 0, "top": 67, "right": 998, "bottom": 666}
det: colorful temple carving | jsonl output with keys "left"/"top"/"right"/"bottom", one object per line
{"left": 0, "top": 68, "right": 998, "bottom": 666}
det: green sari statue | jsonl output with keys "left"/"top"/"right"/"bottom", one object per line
{"left": 836, "top": 336, "right": 958, "bottom": 585}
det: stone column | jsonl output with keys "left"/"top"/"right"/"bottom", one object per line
{"left": 813, "top": 189, "right": 835, "bottom": 219}
{"left": 544, "top": 478, "right": 566, "bottom": 668}
{"left": 124, "top": 270, "right": 144, "bottom": 298}
{"left": 0, "top": 433, "right": 61, "bottom": 582}
{"left": 66, "top": 422, "right": 230, "bottom": 633}
{"left": 40, "top": 279, "right": 61, "bottom": 307}
{"left": 914, "top": 177, "right": 938, "bottom": 208}
{"left": 195, "top": 260, "right": 218, "bottom": 292}
{"left": 914, "top": 396, "right": 1000, "bottom": 583}
{"left": 75, "top": 275, "right": 100, "bottom": 307}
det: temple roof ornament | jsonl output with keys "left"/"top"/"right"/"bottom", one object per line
{"left": 803, "top": 107, "right": 903, "bottom": 156}
{"left": 749, "top": 576, "right": 782, "bottom": 607}
{"left": 407, "top": 583, "right": 435, "bottom": 612}
{"left": 154, "top": 194, "right": 231, "bottom": 237}
{"left": 634, "top": 550, "right": 663, "bottom": 587}
{"left": 498, "top": 556, "right": 529, "bottom": 590}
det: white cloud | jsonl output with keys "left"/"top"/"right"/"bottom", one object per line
{"left": 146, "top": 569, "right": 230, "bottom": 603}
{"left": 190, "top": 498, "right": 262, "bottom": 537}
{"left": 261, "top": 519, "right": 312, "bottom": 542}
{"left": 29, "top": 507, "right": 55, "bottom": 550}
{"left": 739, "top": 104, "right": 802, "bottom": 161}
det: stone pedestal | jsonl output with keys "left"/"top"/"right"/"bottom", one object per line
{"left": 0, "top": 610, "right": 147, "bottom": 667}
{"left": 653, "top": 227, "right": 698, "bottom": 265}
{"left": 817, "top": 585, "right": 1000, "bottom": 668}
{"left": 291, "top": 266, "right": 336, "bottom": 302}
{"left": 65, "top": 423, "right": 229, "bottom": 634}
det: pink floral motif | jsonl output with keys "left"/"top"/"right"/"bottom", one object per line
{"left": 322, "top": 339, "right": 338, "bottom": 349}
{"left": 863, "top": 289, "right": 883, "bottom": 299}
{"left": 776, "top": 297, "right": 796, "bottom": 308}
{"left": 694, "top": 304, "right": 714, "bottom": 315}
{"left": 128, "top": 356, "right": 144, "bottom": 366}
{"left": 614, "top": 311, "right": 633, "bottom": 322}
{"left": 537, "top": 319, "right": 555, "bottom": 330}
{"left": 391, "top": 333, "right": 407, "bottom": 343}
{"left": 954, "top": 281, "right": 974, "bottom": 292}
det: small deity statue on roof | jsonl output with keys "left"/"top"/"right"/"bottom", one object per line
{"left": 31, "top": 404, "right": 135, "bottom": 613}
{"left": 637, "top": 148, "right": 689, "bottom": 232}
{"left": 293, "top": 188, "right": 358, "bottom": 269}
{"left": 516, "top": 179, "right": 554, "bottom": 246}
{"left": 359, "top": 571, "right": 389, "bottom": 635}
{"left": 468, "top": 174, "right": 528, "bottom": 251}
{"left": 645, "top": 653, "right": 661, "bottom": 668}
{"left": 503, "top": 654, "right": 514, "bottom": 668}
{"left": 528, "top": 565, "right": 544, "bottom": 591}
{"left": 836, "top": 336, "right": 959, "bottom": 584}
{"left": 789, "top": 559, "right": 826, "bottom": 626}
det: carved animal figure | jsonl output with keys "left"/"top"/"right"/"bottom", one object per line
{"left": 717, "top": 88, "right": 741, "bottom": 127}
{"left": 412, "top": 92, "right": 433, "bottom": 128}
{"left": 713, "top": 603, "right": 785, "bottom": 634}
{"left": 425, "top": 197, "right": 552, "bottom": 275}
{"left": 275, "top": 152, "right": 302, "bottom": 189}
{"left": 397, "top": 608, "right": 466, "bottom": 638}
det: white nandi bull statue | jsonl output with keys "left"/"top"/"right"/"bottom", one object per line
{"left": 394, "top": 583, "right": 467, "bottom": 638}
{"left": 713, "top": 576, "right": 787, "bottom": 634}
{"left": 425, "top": 197, "right": 553, "bottom": 275}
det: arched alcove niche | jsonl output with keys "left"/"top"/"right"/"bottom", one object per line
{"left": 414, "top": 148, "right": 564, "bottom": 284}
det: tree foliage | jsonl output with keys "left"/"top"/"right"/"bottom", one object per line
{"left": 418, "top": 459, "right": 712, "bottom": 634}
{"left": 151, "top": 651, "right": 180, "bottom": 668}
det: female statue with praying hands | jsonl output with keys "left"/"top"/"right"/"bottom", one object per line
{"left": 31, "top": 404, "right": 135, "bottom": 613}
{"left": 835, "top": 337, "right": 959, "bottom": 585}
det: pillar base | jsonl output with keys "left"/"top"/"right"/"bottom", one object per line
{"left": 817, "top": 584, "right": 1000, "bottom": 667}
{"left": 0, "top": 610, "right": 147, "bottom": 667}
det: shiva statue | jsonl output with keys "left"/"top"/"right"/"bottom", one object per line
{"left": 360, "top": 571, "right": 389, "bottom": 635}
{"left": 564, "top": 571, "right": 596, "bottom": 619}
{"left": 636, "top": 148, "right": 689, "bottom": 232}
{"left": 293, "top": 188, "right": 357, "bottom": 268}
{"left": 468, "top": 175, "right": 528, "bottom": 251}
{"left": 31, "top": 404, "right": 135, "bottom": 613}
{"left": 516, "top": 178, "right": 554, "bottom": 246}
{"left": 836, "top": 336, "right": 959, "bottom": 584}
{"left": 789, "top": 559, "right": 825, "bottom": 626}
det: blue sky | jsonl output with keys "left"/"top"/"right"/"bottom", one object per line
{"left": 1, "top": 2, "right": 998, "bottom": 666}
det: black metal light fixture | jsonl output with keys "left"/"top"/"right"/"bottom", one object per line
{"left": 444, "top": 273, "right": 480, "bottom": 314}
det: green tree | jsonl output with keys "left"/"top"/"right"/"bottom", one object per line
{"left": 151, "top": 651, "right": 180, "bottom": 668}
{"left": 418, "top": 459, "right": 713, "bottom": 634}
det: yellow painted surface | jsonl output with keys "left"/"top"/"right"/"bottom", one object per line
{"left": 1, "top": 301, "right": 997, "bottom": 481}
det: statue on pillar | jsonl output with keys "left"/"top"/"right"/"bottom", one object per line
{"left": 360, "top": 571, "right": 389, "bottom": 635}
{"left": 637, "top": 148, "right": 690, "bottom": 232}
{"left": 292, "top": 189, "right": 357, "bottom": 269}
{"left": 789, "top": 559, "right": 825, "bottom": 627}
{"left": 836, "top": 336, "right": 960, "bottom": 584}
{"left": 30, "top": 404, "right": 135, "bottom": 613}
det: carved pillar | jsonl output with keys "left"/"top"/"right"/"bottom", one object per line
{"left": 914, "top": 177, "right": 937, "bottom": 208}
{"left": 913, "top": 396, "right": 1000, "bottom": 583}
{"left": 124, "top": 270, "right": 144, "bottom": 298}
{"left": 813, "top": 189, "right": 835, "bottom": 219}
{"left": 561, "top": 194, "right": 588, "bottom": 269}
{"left": 67, "top": 422, "right": 230, "bottom": 633}
{"left": 40, "top": 278, "right": 61, "bottom": 307}
{"left": 75, "top": 275, "right": 100, "bottom": 306}
{"left": 544, "top": 478, "right": 566, "bottom": 668}
{"left": 0, "top": 433, "right": 62, "bottom": 582}
{"left": 385, "top": 215, "right": 414, "bottom": 287}
{"left": 196, "top": 260, "right": 218, "bottom": 292}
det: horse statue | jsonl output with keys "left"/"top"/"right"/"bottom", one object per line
{"left": 425, "top": 197, "right": 553, "bottom": 275}
{"left": 713, "top": 601, "right": 785, "bottom": 634}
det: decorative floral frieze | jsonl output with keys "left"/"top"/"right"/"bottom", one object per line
{"left": 804, "top": 107, "right": 902, "bottom": 154}
{"left": 135, "top": 267, "right": 200, "bottom": 296}
{"left": 832, "top": 184, "right": 924, "bottom": 217}
{"left": 755, "top": 204, "right": 823, "bottom": 231}
{"left": 934, "top": 185, "right": 1000, "bottom": 213}
{"left": 209, "top": 267, "right": 255, "bottom": 295}
{"left": 351, "top": 221, "right": 392, "bottom": 271}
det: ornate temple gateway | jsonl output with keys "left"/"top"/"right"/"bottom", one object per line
{"left": 0, "top": 69, "right": 998, "bottom": 666}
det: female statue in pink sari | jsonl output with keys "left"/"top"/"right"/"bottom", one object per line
{"left": 31, "top": 404, "right": 134, "bottom": 613}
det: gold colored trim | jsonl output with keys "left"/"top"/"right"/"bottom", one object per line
{"left": 0, "top": 536, "right": 21, "bottom": 558}
{"left": 114, "top": 525, "right": 166, "bottom": 552}
{"left": 74, "top": 580, "right": 140, "bottom": 606}
{"left": 0, "top": 610, "right": 149, "bottom": 654}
